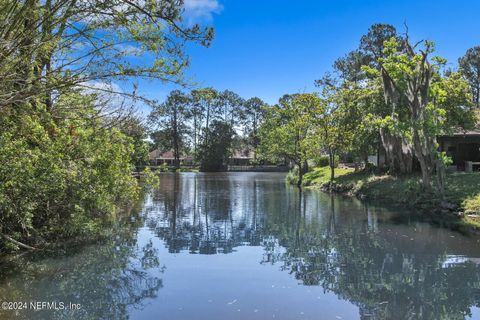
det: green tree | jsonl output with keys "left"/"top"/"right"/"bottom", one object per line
{"left": 359, "top": 23, "right": 399, "bottom": 66}
{"left": 218, "top": 90, "right": 244, "bottom": 126}
{"left": 313, "top": 78, "right": 357, "bottom": 181}
{"left": 188, "top": 92, "right": 205, "bottom": 156}
{"left": 243, "top": 97, "right": 267, "bottom": 161}
{"left": 459, "top": 46, "right": 480, "bottom": 108}
{"left": 333, "top": 50, "right": 369, "bottom": 83}
{"left": 344, "top": 83, "right": 382, "bottom": 166}
{"left": 149, "top": 90, "right": 191, "bottom": 169}
{"left": 259, "top": 94, "right": 320, "bottom": 187}
{"left": 117, "top": 116, "right": 149, "bottom": 167}
{"left": 432, "top": 71, "right": 475, "bottom": 132}
{"left": 190, "top": 88, "right": 219, "bottom": 155}
{"left": 359, "top": 24, "right": 415, "bottom": 174}
{"left": 0, "top": 0, "right": 214, "bottom": 250}
{"left": 0, "top": 0, "right": 214, "bottom": 109}
{"left": 197, "top": 120, "right": 235, "bottom": 172}
{"left": 0, "top": 91, "right": 139, "bottom": 250}
{"left": 376, "top": 37, "right": 450, "bottom": 193}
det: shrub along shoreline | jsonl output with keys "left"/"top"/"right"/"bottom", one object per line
{"left": 300, "top": 167, "right": 480, "bottom": 232}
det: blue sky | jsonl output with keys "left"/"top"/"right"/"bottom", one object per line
{"left": 135, "top": 0, "right": 480, "bottom": 108}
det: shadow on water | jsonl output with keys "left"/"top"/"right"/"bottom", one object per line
{"left": 266, "top": 193, "right": 480, "bottom": 319}
{"left": 144, "top": 173, "right": 480, "bottom": 320}
{"left": 1, "top": 172, "right": 480, "bottom": 319}
{"left": 0, "top": 211, "right": 164, "bottom": 320}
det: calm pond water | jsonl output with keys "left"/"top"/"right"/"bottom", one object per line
{"left": 1, "top": 172, "right": 480, "bottom": 320}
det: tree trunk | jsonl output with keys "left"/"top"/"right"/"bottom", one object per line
{"left": 173, "top": 144, "right": 180, "bottom": 169}
{"left": 205, "top": 103, "right": 210, "bottom": 145}
{"left": 193, "top": 117, "right": 198, "bottom": 156}
{"left": 411, "top": 129, "right": 439, "bottom": 193}
{"left": 476, "top": 84, "right": 480, "bottom": 108}
{"left": 297, "top": 160, "right": 308, "bottom": 188}
{"left": 417, "top": 155, "right": 431, "bottom": 191}
{"left": 14, "top": 0, "right": 38, "bottom": 108}
{"left": 435, "top": 159, "right": 446, "bottom": 199}
{"left": 329, "top": 150, "right": 335, "bottom": 181}
{"left": 303, "top": 158, "right": 309, "bottom": 173}
{"left": 173, "top": 106, "right": 180, "bottom": 169}
{"left": 379, "top": 128, "right": 413, "bottom": 174}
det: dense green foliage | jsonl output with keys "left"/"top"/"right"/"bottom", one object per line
{"left": 313, "top": 155, "right": 340, "bottom": 168}
{"left": 459, "top": 46, "right": 480, "bottom": 108}
{"left": 0, "top": 93, "right": 139, "bottom": 250}
{"left": 148, "top": 88, "right": 268, "bottom": 169}
{"left": 0, "top": 0, "right": 213, "bottom": 251}
{"left": 259, "top": 23, "right": 478, "bottom": 198}
{"left": 304, "top": 169, "right": 480, "bottom": 224}
{"left": 259, "top": 94, "right": 321, "bottom": 186}
{"left": 118, "top": 116, "right": 150, "bottom": 167}
{"left": 197, "top": 120, "right": 235, "bottom": 172}
{"left": 149, "top": 90, "right": 191, "bottom": 168}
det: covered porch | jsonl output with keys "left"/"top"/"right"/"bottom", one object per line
{"left": 438, "top": 131, "right": 480, "bottom": 172}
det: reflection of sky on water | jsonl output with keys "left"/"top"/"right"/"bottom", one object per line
{"left": 133, "top": 226, "right": 360, "bottom": 320}
{"left": 1, "top": 172, "right": 480, "bottom": 320}
{"left": 133, "top": 172, "right": 480, "bottom": 320}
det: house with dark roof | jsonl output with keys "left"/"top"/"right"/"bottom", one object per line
{"left": 148, "top": 148, "right": 256, "bottom": 167}
{"left": 229, "top": 149, "right": 254, "bottom": 166}
{"left": 371, "top": 130, "right": 480, "bottom": 172}
{"left": 438, "top": 130, "right": 480, "bottom": 172}
{"left": 148, "top": 150, "right": 193, "bottom": 166}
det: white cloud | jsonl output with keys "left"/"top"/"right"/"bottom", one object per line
{"left": 78, "top": 0, "right": 221, "bottom": 26}
{"left": 183, "top": 0, "right": 222, "bottom": 23}
{"left": 117, "top": 44, "right": 143, "bottom": 56}
{"left": 79, "top": 81, "right": 127, "bottom": 110}
{"left": 81, "top": 81, "right": 123, "bottom": 95}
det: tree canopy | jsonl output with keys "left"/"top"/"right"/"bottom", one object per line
{"left": 258, "top": 23, "right": 476, "bottom": 195}
{"left": 0, "top": 0, "right": 214, "bottom": 251}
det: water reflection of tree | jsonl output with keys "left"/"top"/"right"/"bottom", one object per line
{"left": 143, "top": 173, "right": 480, "bottom": 319}
{"left": 264, "top": 192, "right": 480, "bottom": 320}
{"left": 147, "top": 173, "right": 266, "bottom": 254}
{"left": 0, "top": 211, "right": 163, "bottom": 320}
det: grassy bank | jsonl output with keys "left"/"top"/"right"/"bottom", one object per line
{"left": 302, "top": 166, "right": 480, "bottom": 229}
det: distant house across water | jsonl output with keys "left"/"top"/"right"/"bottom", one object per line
{"left": 229, "top": 149, "right": 254, "bottom": 166}
{"left": 148, "top": 148, "right": 288, "bottom": 171}
{"left": 149, "top": 150, "right": 194, "bottom": 166}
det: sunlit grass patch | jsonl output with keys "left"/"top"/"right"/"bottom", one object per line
{"left": 307, "top": 168, "right": 480, "bottom": 217}
{"left": 302, "top": 166, "right": 354, "bottom": 186}
{"left": 463, "top": 194, "right": 480, "bottom": 214}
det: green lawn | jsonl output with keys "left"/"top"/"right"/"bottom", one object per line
{"left": 446, "top": 173, "right": 480, "bottom": 215}
{"left": 302, "top": 166, "right": 355, "bottom": 186}
{"left": 304, "top": 167, "right": 480, "bottom": 227}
